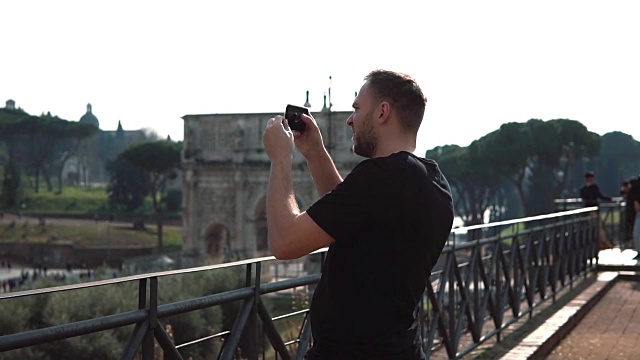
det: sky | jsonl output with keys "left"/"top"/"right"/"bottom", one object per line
{"left": 2, "top": 1, "right": 639, "bottom": 156}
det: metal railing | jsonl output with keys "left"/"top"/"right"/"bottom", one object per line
{"left": 554, "top": 197, "right": 631, "bottom": 249}
{"left": 0, "top": 206, "right": 616, "bottom": 359}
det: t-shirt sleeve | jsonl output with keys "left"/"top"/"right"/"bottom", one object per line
{"left": 306, "top": 160, "right": 384, "bottom": 243}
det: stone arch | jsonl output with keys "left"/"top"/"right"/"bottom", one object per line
{"left": 254, "top": 196, "right": 268, "bottom": 253}
{"left": 253, "top": 194, "right": 306, "bottom": 255}
{"left": 204, "top": 223, "right": 230, "bottom": 258}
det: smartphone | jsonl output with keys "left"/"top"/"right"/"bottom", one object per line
{"left": 284, "top": 104, "right": 309, "bottom": 132}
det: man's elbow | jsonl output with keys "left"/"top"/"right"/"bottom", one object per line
{"left": 269, "top": 235, "right": 299, "bottom": 260}
{"left": 271, "top": 248, "right": 298, "bottom": 260}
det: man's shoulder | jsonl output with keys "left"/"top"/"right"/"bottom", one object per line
{"left": 363, "top": 151, "right": 442, "bottom": 174}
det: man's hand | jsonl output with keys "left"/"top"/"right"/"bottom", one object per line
{"left": 293, "top": 114, "right": 326, "bottom": 160}
{"left": 263, "top": 115, "right": 295, "bottom": 162}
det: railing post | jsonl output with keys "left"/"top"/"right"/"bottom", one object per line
{"left": 142, "top": 277, "right": 157, "bottom": 360}
{"left": 243, "top": 263, "right": 259, "bottom": 360}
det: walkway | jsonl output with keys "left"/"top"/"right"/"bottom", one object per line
{"left": 499, "top": 248, "right": 640, "bottom": 360}
{"left": 546, "top": 279, "right": 640, "bottom": 360}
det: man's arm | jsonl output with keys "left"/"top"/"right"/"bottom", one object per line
{"left": 596, "top": 185, "right": 612, "bottom": 201}
{"left": 305, "top": 148, "right": 343, "bottom": 196}
{"left": 263, "top": 116, "right": 335, "bottom": 260}
{"left": 267, "top": 160, "right": 335, "bottom": 260}
{"left": 293, "top": 114, "right": 343, "bottom": 196}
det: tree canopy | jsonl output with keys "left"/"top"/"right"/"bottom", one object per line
{"left": 426, "top": 118, "right": 614, "bottom": 225}
{"left": 114, "top": 140, "right": 182, "bottom": 250}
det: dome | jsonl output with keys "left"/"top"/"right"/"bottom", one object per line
{"left": 79, "top": 103, "right": 100, "bottom": 128}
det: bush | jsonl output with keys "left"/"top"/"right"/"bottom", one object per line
{"left": 0, "top": 267, "right": 244, "bottom": 359}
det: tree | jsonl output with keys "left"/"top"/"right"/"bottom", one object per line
{"left": 1, "top": 159, "right": 20, "bottom": 208}
{"left": 106, "top": 156, "right": 149, "bottom": 212}
{"left": 526, "top": 119, "right": 600, "bottom": 213}
{"left": 0, "top": 110, "right": 95, "bottom": 196}
{"left": 16, "top": 115, "right": 57, "bottom": 192}
{"left": 426, "top": 144, "right": 500, "bottom": 225}
{"left": 476, "top": 122, "right": 533, "bottom": 216}
{"left": 591, "top": 132, "right": 640, "bottom": 194}
{"left": 0, "top": 108, "right": 32, "bottom": 205}
{"left": 119, "top": 140, "right": 182, "bottom": 250}
{"left": 51, "top": 120, "right": 98, "bottom": 194}
{"left": 427, "top": 118, "right": 602, "bottom": 220}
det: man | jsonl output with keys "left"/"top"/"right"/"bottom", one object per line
{"left": 580, "top": 171, "right": 611, "bottom": 207}
{"left": 628, "top": 177, "right": 640, "bottom": 259}
{"left": 263, "top": 70, "right": 454, "bottom": 359}
{"left": 579, "top": 171, "right": 613, "bottom": 249}
{"left": 621, "top": 180, "right": 636, "bottom": 242}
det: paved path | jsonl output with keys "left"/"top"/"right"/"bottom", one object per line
{"left": 546, "top": 279, "right": 640, "bottom": 360}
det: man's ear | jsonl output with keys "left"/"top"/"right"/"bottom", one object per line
{"left": 377, "top": 101, "right": 391, "bottom": 124}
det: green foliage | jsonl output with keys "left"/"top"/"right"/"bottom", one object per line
{"left": 107, "top": 155, "right": 149, "bottom": 212}
{"left": 122, "top": 140, "right": 182, "bottom": 175}
{"left": 591, "top": 131, "right": 640, "bottom": 194}
{"left": 1, "top": 159, "right": 21, "bottom": 208}
{"left": 427, "top": 143, "right": 500, "bottom": 225}
{"left": 19, "top": 185, "right": 109, "bottom": 214}
{"left": 119, "top": 140, "right": 182, "bottom": 250}
{"left": 427, "top": 118, "right": 606, "bottom": 224}
{"left": 0, "top": 108, "right": 96, "bottom": 202}
{"left": 0, "top": 267, "right": 243, "bottom": 359}
{"left": 164, "top": 189, "right": 182, "bottom": 213}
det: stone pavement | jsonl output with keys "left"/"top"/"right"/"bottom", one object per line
{"left": 546, "top": 278, "right": 640, "bottom": 360}
{"left": 499, "top": 248, "right": 640, "bottom": 360}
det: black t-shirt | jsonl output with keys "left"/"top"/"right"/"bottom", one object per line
{"left": 628, "top": 178, "right": 640, "bottom": 210}
{"left": 580, "top": 183, "right": 610, "bottom": 207}
{"left": 305, "top": 152, "right": 454, "bottom": 359}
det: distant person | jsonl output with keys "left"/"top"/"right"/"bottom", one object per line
{"left": 621, "top": 180, "right": 635, "bottom": 242}
{"left": 263, "top": 69, "right": 454, "bottom": 359}
{"left": 628, "top": 177, "right": 640, "bottom": 259}
{"left": 580, "top": 171, "right": 612, "bottom": 249}
{"left": 580, "top": 171, "right": 611, "bottom": 207}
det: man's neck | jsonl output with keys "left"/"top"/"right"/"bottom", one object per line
{"left": 372, "top": 138, "right": 416, "bottom": 158}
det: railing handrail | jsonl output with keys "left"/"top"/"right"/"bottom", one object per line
{"left": 451, "top": 206, "right": 597, "bottom": 233}
{"left": 1, "top": 203, "right": 626, "bottom": 359}
{"left": 0, "top": 207, "right": 600, "bottom": 300}
{"left": 554, "top": 197, "right": 624, "bottom": 204}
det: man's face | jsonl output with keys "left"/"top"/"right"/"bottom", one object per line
{"left": 346, "top": 82, "right": 378, "bottom": 158}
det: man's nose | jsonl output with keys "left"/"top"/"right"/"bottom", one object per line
{"left": 346, "top": 114, "right": 353, "bottom": 126}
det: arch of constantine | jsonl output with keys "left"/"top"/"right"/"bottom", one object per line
{"left": 181, "top": 108, "right": 362, "bottom": 265}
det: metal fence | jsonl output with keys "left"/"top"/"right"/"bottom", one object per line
{"left": 554, "top": 197, "right": 632, "bottom": 249}
{"left": 0, "top": 206, "right": 620, "bottom": 359}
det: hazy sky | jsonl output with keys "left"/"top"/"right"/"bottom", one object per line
{"left": 2, "top": 1, "right": 639, "bottom": 155}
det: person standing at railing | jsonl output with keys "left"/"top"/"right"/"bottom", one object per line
{"left": 580, "top": 171, "right": 611, "bottom": 207}
{"left": 580, "top": 171, "right": 613, "bottom": 249}
{"left": 621, "top": 179, "right": 636, "bottom": 242}
{"left": 628, "top": 177, "right": 640, "bottom": 259}
{"left": 263, "top": 70, "right": 454, "bottom": 360}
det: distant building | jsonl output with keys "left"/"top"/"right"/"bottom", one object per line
{"left": 2, "top": 100, "right": 149, "bottom": 186}
{"left": 5, "top": 99, "right": 16, "bottom": 110}
{"left": 70, "top": 103, "right": 147, "bottom": 185}
{"left": 181, "top": 98, "right": 362, "bottom": 265}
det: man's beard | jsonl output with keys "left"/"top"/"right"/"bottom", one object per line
{"left": 353, "top": 112, "right": 377, "bottom": 158}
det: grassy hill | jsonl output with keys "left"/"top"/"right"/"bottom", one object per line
{"left": 1, "top": 185, "right": 182, "bottom": 247}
